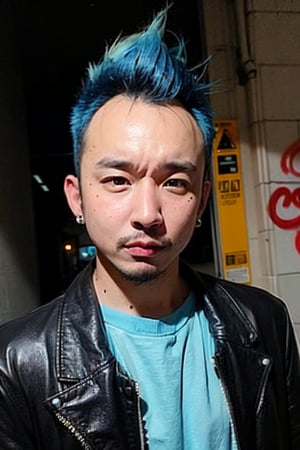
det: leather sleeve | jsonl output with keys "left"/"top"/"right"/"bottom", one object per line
{"left": 284, "top": 306, "right": 300, "bottom": 449}
{"left": 0, "top": 367, "right": 36, "bottom": 449}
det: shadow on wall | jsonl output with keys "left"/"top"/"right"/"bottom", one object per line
{"left": 0, "top": 2, "right": 39, "bottom": 323}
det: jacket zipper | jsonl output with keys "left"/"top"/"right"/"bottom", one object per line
{"left": 212, "top": 355, "right": 241, "bottom": 450}
{"left": 52, "top": 381, "right": 145, "bottom": 450}
{"left": 135, "top": 382, "right": 146, "bottom": 450}
{"left": 54, "top": 410, "right": 91, "bottom": 450}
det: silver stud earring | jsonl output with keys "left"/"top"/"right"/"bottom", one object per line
{"left": 76, "top": 215, "right": 85, "bottom": 225}
{"left": 195, "top": 218, "right": 202, "bottom": 228}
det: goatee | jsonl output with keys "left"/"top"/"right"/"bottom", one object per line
{"left": 114, "top": 265, "right": 166, "bottom": 285}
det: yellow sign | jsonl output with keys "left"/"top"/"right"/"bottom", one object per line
{"left": 212, "top": 120, "right": 251, "bottom": 284}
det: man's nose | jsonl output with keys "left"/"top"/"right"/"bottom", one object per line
{"left": 130, "top": 179, "right": 163, "bottom": 230}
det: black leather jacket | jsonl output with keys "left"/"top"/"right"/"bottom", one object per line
{"left": 0, "top": 262, "right": 299, "bottom": 449}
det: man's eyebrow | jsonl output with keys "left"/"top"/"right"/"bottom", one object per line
{"left": 165, "top": 161, "right": 197, "bottom": 172}
{"left": 94, "top": 158, "right": 197, "bottom": 172}
{"left": 94, "top": 158, "right": 133, "bottom": 170}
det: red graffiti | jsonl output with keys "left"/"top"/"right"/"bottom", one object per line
{"left": 280, "top": 139, "right": 300, "bottom": 177}
{"left": 268, "top": 187, "right": 300, "bottom": 229}
{"left": 267, "top": 139, "right": 300, "bottom": 254}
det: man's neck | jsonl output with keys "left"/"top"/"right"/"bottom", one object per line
{"left": 92, "top": 259, "right": 189, "bottom": 318}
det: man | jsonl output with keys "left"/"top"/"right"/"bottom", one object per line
{"left": 0, "top": 10, "right": 299, "bottom": 450}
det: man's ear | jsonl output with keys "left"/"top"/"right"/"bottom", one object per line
{"left": 197, "top": 180, "right": 211, "bottom": 219}
{"left": 64, "top": 175, "right": 83, "bottom": 217}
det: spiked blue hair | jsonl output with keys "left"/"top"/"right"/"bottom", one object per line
{"left": 70, "top": 10, "right": 215, "bottom": 175}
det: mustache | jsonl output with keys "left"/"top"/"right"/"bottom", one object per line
{"left": 116, "top": 232, "right": 173, "bottom": 250}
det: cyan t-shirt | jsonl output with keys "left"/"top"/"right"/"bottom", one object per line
{"left": 100, "top": 293, "right": 237, "bottom": 449}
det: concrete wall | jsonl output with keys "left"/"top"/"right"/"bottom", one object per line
{"left": 0, "top": 2, "right": 39, "bottom": 324}
{"left": 202, "top": 0, "right": 300, "bottom": 341}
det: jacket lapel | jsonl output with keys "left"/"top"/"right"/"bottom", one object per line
{"left": 187, "top": 267, "right": 273, "bottom": 449}
{"left": 45, "top": 263, "right": 143, "bottom": 448}
{"left": 55, "top": 262, "right": 111, "bottom": 381}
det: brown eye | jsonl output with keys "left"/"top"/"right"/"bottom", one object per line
{"left": 165, "top": 179, "right": 187, "bottom": 188}
{"left": 102, "top": 176, "right": 130, "bottom": 186}
{"left": 110, "top": 177, "right": 130, "bottom": 186}
{"left": 101, "top": 176, "right": 131, "bottom": 192}
{"left": 163, "top": 178, "right": 189, "bottom": 195}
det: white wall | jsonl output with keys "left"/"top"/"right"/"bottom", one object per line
{"left": 201, "top": 0, "right": 300, "bottom": 341}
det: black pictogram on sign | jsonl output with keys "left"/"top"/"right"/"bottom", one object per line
{"left": 226, "top": 252, "right": 247, "bottom": 266}
{"left": 219, "top": 179, "right": 241, "bottom": 193}
{"left": 231, "top": 180, "right": 240, "bottom": 192}
{"left": 217, "top": 129, "right": 236, "bottom": 150}
{"left": 218, "top": 155, "right": 238, "bottom": 174}
{"left": 219, "top": 181, "right": 230, "bottom": 193}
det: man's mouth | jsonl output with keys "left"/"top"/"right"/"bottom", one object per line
{"left": 124, "top": 240, "right": 168, "bottom": 257}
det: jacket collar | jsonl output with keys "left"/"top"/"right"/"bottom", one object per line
{"left": 181, "top": 263, "right": 259, "bottom": 347}
{"left": 56, "top": 260, "right": 259, "bottom": 381}
{"left": 55, "top": 261, "right": 112, "bottom": 382}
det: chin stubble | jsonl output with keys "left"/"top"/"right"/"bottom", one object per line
{"left": 116, "top": 266, "right": 166, "bottom": 285}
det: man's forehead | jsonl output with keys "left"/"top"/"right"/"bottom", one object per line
{"left": 86, "top": 94, "right": 202, "bottom": 135}
{"left": 81, "top": 94, "right": 205, "bottom": 172}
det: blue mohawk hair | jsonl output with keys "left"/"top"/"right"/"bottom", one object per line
{"left": 70, "top": 9, "right": 215, "bottom": 175}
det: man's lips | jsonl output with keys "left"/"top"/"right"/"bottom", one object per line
{"left": 124, "top": 241, "right": 167, "bottom": 257}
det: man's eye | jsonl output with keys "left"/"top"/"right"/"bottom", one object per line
{"left": 104, "top": 176, "right": 130, "bottom": 185}
{"left": 110, "top": 177, "right": 130, "bottom": 186}
{"left": 165, "top": 179, "right": 188, "bottom": 188}
{"left": 102, "top": 176, "right": 131, "bottom": 190}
